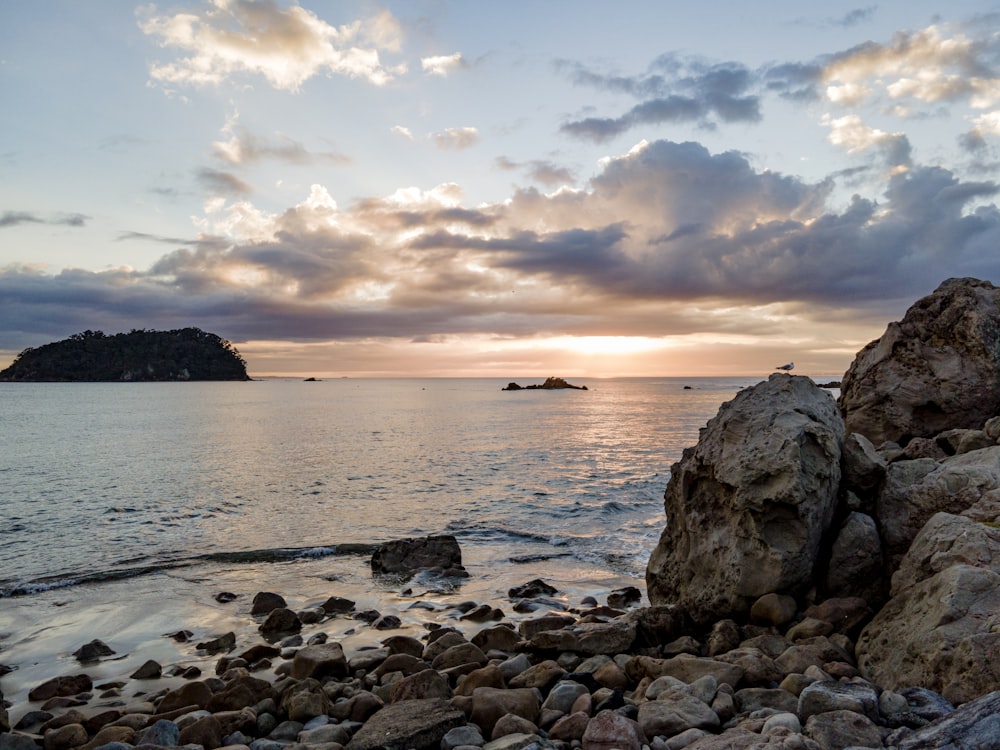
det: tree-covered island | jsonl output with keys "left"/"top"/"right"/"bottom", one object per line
{"left": 0, "top": 328, "right": 250, "bottom": 382}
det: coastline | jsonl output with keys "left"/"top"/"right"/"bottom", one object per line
{"left": 0, "top": 544, "right": 645, "bottom": 722}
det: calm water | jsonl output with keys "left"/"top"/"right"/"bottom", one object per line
{"left": 4, "top": 376, "right": 810, "bottom": 712}
{"left": 0, "top": 377, "right": 762, "bottom": 598}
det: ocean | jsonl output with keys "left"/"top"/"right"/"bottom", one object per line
{"left": 0, "top": 376, "right": 796, "bottom": 713}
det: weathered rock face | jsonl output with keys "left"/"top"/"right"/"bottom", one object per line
{"left": 876, "top": 446, "right": 1000, "bottom": 569}
{"left": 838, "top": 277, "right": 1000, "bottom": 446}
{"left": 646, "top": 374, "right": 843, "bottom": 625}
{"left": 856, "top": 564, "right": 1000, "bottom": 704}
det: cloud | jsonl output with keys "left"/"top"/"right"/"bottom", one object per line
{"left": 138, "top": 1, "right": 405, "bottom": 91}
{"left": 391, "top": 125, "right": 414, "bottom": 140}
{"left": 560, "top": 57, "right": 764, "bottom": 141}
{"left": 822, "top": 114, "right": 912, "bottom": 167}
{"left": 960, "top": 111, "right": 1000, "bottom": 151}
{"left": 421, "top": 53, "right": 466, "bottom": 77}
{"left": 821, "top": 24, "right": 1000, "bottom": 111}
{"left": 4, "top": 138, "right": 999, "bottom": 361}
{"left": 197, "top": 167, "right": 254, "bottom": 196}
{"left": 832, "top": 7, "right": 876, "bottom": 28}
{"left": 431, "top": 127, "right": 479, "bottom": 150}
{"left": 495, "top": 156, "right": 576, "bottom": 186}
{"left": 0, "top": 211, "right": 89, "bottom": 228}
{"left": 212, "top": 120, "right": 349, "bottom": 165}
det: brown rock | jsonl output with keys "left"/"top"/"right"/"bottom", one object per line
{"left": 389, "top": 668, "right": 452, "bottom": 702}
{"left": 206, "top": 675, "right": 275, "bottom": 712}
{"left": 507, "top": 659, "right": 566, "bottom": 691}
{"left": 259, "top": 606, "right": 301, "bottom": 636}
{"left": 82, "top": 724, "right": 136, "bottom": 749}
{"left": 156, "top": 680, "right": 213, "bottom": 713}
{"left": 281, "top": 677, "right": 331, "bottom": 722}
{"left": 549, "top": 711, "right": 590, "bottom": 741}
{"left": 330, "top": 691, "right": 384, "bottom": 722}
{"left": 431, "top": 642, "right": 487, "bottom": 671}
{"left": 290, "top": 642, "right": 348, "bottom": 680}
{"left": 581, "top": 709, "right": 645, "bottom": 750}
{"left": 471, "top": 624, "right": 522, "bottom": 653}
{"left": 345, "top": 697, "right": 465, "bottom": 750}
{"left": 491, "top": 712, "right": 539, "bottom": 740}
{"left": 43, "top": 723, "right": 88, "bottom": 750}
{"left": 470, "top": 687, "right": 541, "bottom": 737}
{"left": 29, "top": 674, "right": 93, "bottom": 702}
{"left": 749, "top": 593, "right": 798, "bottom": 627}
{"left": 455, "top": 663, "right": 506, "bottom": 696}
{"left": 178, "top": 714, "right": 223, "bottom": 750}
{"left": 251, "top": 591, "right": 287, "bottom": 615}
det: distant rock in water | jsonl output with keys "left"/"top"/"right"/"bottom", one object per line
{"left": 502, "top": 377, "right": 588, "bottom": 391}
{"left": 0, "top": 328, "right": 250, "bottom": 382}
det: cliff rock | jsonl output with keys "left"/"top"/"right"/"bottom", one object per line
{"left": 838, "top": 277, "right": 1000, "bottom": 445}
{"left": 646, "top": 374, "right": 843, "bottom": 625}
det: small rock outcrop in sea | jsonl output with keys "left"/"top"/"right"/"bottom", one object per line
{"left": 371, "top": 534, "right": 468, "bottom": 579}
{"left": 502, "top": 377, "right": 588, "bottom": 391}
{"left": 0, "top": 327, "right": 250, "bottom": 382}
{"left": 838, "top": 277, "right": 1000, "bottom": 445}
{"left": 646, "top": 373, "right": 844, "bottom": 625}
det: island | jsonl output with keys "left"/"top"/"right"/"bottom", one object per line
{"left": 0, "top": 328, "right": 250, "bottom": 382}
{"left": 502, "top": 376, "right": 588, "bottom": 391}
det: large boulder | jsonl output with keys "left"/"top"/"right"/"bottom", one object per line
{"left": 876, "top": 446, "right": 1000, "bottom": 570}
{"left": 856, "top": 564, "right": 1000, "bottom": 704}
{"left": 646, "top": 374, "right": 843, "bottom": 624}
{"left": 839, "top": 277, "right": 1000, "bottom": 446}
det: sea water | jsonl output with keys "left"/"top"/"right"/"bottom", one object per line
{"left": 0, "top": 376, "right": 777, "bottom": 711}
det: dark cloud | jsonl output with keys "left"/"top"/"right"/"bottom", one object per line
{"left": 196, "top": 168, "right": 253, "bottom": 196}
{"left": 834, "top": 7, "right": 877, "bottom": 28}
{"left": 560, "top": 59, "right": 762, "bottom": 141}
{"left": 0, "top": 211, "right": 88, "bottom": 228}
{"left": 494, "top": 156, "right": 575, "bottom": 186}
{"left": 2, "top": 140, "right": 999, "bottom": 356}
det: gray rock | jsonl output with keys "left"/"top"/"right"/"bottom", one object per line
{"left": 803, "top": 709, "right": 881, "bottom": 750}
{"left": 824, "top": 512, "right": 885, "bottom": 604}
{"left": 797, "top": 681, "right": 879, "bottom": 723}
{"left": 895, "top": 689, "right": 1000, "bottom": 749}
{"left": 876, "top": 447, "right": 1000, "bottom": 569}
{"left": 298, "top": 723, "right": 352, "bottom": 745}
{"left": 291, "top": 642, "right": 348, "bottom": 681}
{"left": 637, "top": 691, "right": 720, "bottom": 738}
{"left": 890, "top": 511, "right": 1000, "bottom": 596}
{"left": 138, "top": 718, "right": 181, "bottom": 746}
{"left": 646, "top": 374, "right": 843, "bottom": 624}
{"left": 838, "top": 277, "right": 1000, "bottom": 445}
{"left": 840, "top": 433, "right": 886, "bottom": 505}
{"left": 344, "top": 698, "right": 465, "bottom": 750}
{"left": 1, "top": 735, "right": 46, "bottom": 750}
{"left": 856, "top": 563, "right": 1000, "bottom": 704}
{"left": 442, "top": 725, "right": 486, "bottom": 749}
{"left": 541, "top": 681, "right": 590, "bottom": 714}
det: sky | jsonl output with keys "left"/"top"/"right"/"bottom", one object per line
{"left": 2, "top": 1, "right": 1000, "bottom": 378}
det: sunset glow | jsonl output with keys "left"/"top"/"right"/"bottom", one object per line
{"left": 2, "top": 2, "right": 999, "bottom": 378}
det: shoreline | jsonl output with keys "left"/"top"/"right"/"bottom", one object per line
{"left": 2, "top": 556, "right": 986, "bottom": 750}
{"left": 0, "top": 546, "right": 646, "bottom": 723}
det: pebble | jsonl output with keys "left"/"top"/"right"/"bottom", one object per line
{"left": 5, "top": 585, "right": 995, "bottom": 750}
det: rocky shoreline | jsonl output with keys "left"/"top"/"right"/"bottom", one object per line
{"left": 4, "top": 277, "right": 1000, "bottom": 750}
{"left": 0, "top": 571, "right": 993, "bottom": 750}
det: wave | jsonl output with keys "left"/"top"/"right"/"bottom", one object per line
{"left": 0, "top": 542, "right": 379, "bottom": 599}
